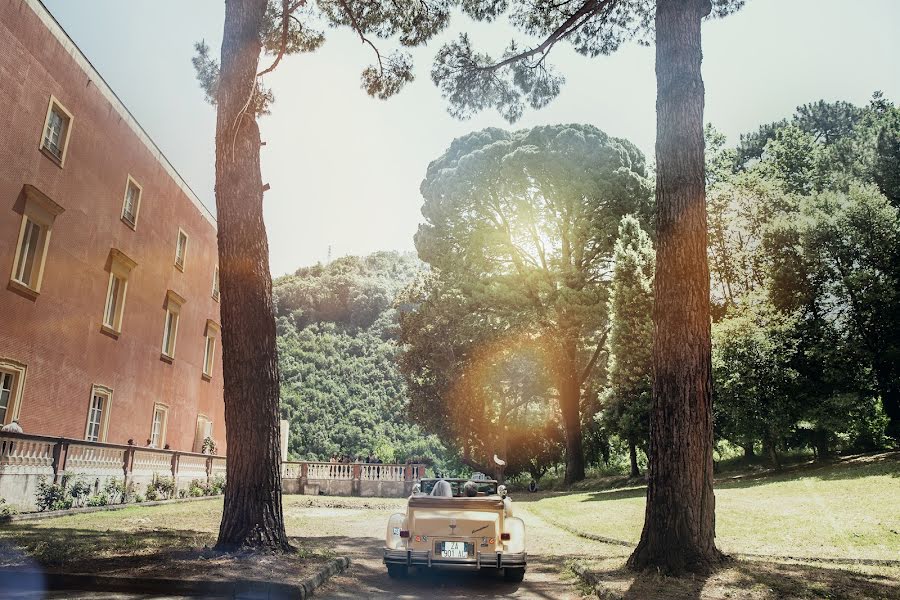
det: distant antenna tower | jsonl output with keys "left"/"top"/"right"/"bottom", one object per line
{"left": 326, "top": 245, "right": 332, "bottom": 264}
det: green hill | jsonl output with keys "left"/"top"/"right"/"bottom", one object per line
{"left": 274, "top": 251, "right": 449, "bottom": 467}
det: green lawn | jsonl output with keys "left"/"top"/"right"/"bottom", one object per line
{"left": 528, "top": 453, "right": 900, "bottom": 564}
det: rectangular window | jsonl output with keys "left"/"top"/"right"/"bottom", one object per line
{"left": 150, "top": 403, "right": 168, "bottom": 448}
{"left": 161, "top": 290, "right": 185, "bottom": 360}
{"left": 40, "top": 97, "right": 74, "bottom": 166}
{"left": 203, "top": 336, "right": 215, "bottom": 377}
{"left": 0, "top": 372, "right": 13, "bottom": 425}
{"left": 121, "top": 176, "right": 142, "bottom": 229}
{"left": 101, "top": 249, "right": 136, "bottom": 336}
{"left": 104, "top": 274, "right": 123, "bottom": 328}
{"left": 162, "top": 310, "right": 178, "bottom": 357}
{"left": 9, "top": 185, "right": 64, "bottom": 296}
{"left": 13, "top": 219, "right": 41, "bottom": 286}
{"left": 193, "top": 414, "right": 213, "bottom": 453}
{"left": 174, "top": 229, "right": 188, "bottom": 271}
{"left": 0, "top": 361, "right": 27, "bottom": 426}
{"left": 212, "top": 266, "right": 220, "bottom": 302}
{"left": 202, "top": 320, "right": 220, "bottom": 379}
{"left": 84, "top": 386, "right": 112, "bottom": 442}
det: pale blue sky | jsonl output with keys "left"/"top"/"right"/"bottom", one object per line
{"left": 43, "top": 0, "right": 899, "bottom": 275}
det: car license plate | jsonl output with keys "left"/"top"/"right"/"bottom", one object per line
{"left": 439, "top": 541, "right": 470, "bottom": 558}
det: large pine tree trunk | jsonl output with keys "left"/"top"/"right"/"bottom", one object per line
{"left": 627, "top": 0, "right": 721, "bottom": 575}
{"left": 628, "top": 440, "right": 640, "bottom": 478}
{"left": 559, "top": 339, "right": 586, "bottom": 484}
{"left": 214, "top": 0, "right": 290, "bottom": 552}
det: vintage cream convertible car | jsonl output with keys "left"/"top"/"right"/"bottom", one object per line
{"left": 383, "top": 478, "right": 527, "bottom": 582}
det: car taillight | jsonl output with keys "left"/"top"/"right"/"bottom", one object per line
{"left": 488, "top": 537, "right": 495, "bottom": 545}
{"left": 414, "top": 535, "right": 422, "bottom": 542}
{"left": 399, "top": 530, "right": 410, "bottom": 538}
{"left": 500, "top": 533, "right": 511, "bottom": 541}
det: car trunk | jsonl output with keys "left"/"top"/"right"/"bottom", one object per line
{"left": 407, "top": 497, "right": 504, "bottom": 558}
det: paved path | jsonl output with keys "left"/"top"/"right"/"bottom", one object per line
{"left": 315, "top": 505, "right": 598, "bottom": 599}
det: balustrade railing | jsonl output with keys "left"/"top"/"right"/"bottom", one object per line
{"left": 0, "top": 432, "right": 424, "bottom": 510}
{"left": 66, "top": 443, "right": 124, "bottom": 477}
{"left": 0, "top": 434, "right": 55, "bottom": 475}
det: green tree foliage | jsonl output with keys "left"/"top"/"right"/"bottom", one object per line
{"left": 598, "top": 216, "right": 654, "bottom": 477}
{"left": 273, "top": 252, "right": 453, "bottom": 469}
{"left": 767, "top": 184, "right": 900, "bottom": 440}
{"left": 404, "top": 124, "right": 652, "bottom": 484}
{"left": 734, "top": 94, "right": 900, "bottom": 195}
{"left": 708, "top": 94, "right": 900, "bottom": 451}
{"left": 713, "top": 302, "right": 802, "bottom": 463}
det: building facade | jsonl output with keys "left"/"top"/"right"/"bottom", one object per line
{"left": 0, "top": 0, "right": 226, "bottom": 453}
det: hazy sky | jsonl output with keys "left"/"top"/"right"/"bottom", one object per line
{"left": 43, "top": 0, "right": 900, "bottom": 276}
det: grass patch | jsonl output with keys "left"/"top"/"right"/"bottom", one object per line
{"left": 532, "top": 453, "right": 900, "bottom": 598}
{"left": 0, "top": 496, "right": 354, "bottom": 585}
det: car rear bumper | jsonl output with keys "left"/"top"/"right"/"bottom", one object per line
{"left": 384, "top": 548, "right": 527, "bottom": 569}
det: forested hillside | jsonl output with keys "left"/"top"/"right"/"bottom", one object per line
{"left": 273, "top": 252, "right": 449, "bottom": 467}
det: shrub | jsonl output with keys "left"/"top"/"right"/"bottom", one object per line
{"left": 178, "top": 488, "right": 188, "bottom": 499}
{"left": 0, "top": 498, "right": 17, "bottom": 523}
{"left": 134, "top": 493, "right": 145, "bottom": 503}
{"left": 87, "top": 493, "right": 109, "bottom": 507}
{"left": 66, "top": 476, "right": 92, "bottom": 508}
{"left": 35, "top": 477, "right": 72, "bottom": 512}
{"left": 145, "top": 487, "right": 159, "bottom": 502}
{"left": 188, "top": 479, "right": 207, "bottom": 497}
{"left": 155, "top": 475, "right": 176, "bottom": 499}
{"left": 209, "top": 475, "right": 226, "bottom": 495}
{"left": 103, "top": 478, "right": 127, "bottom": 504}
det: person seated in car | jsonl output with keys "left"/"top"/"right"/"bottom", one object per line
{"left": 463, "top": 480, "right": 479, "bottom": 497}
{"left": 430, "top": 479, "right": 453, "bottom": 497}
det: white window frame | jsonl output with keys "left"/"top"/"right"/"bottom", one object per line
{"left": 84, "top": 385, "right": 112, "bottom": 442}
{"left": 212, "top": 266, "right": 220, "bottom": 302}
{"left": 40, "top": 96, "right": 74, "bottom": 167}
{"left": 161, "top": 290, "right": 185, "bottom": 361}
{"left": 149, "top": 403, "right": 168, "bottom": 448}
{"left": 9, "top": 185, "right": 65, "bottom": 297}
{"left": 120, "top": 175, "right": 142, "bottom": 230}
{"left": 101, "top": 249, "right": 136, "bottom": 336}
{"left": 203, "top": 320, "right": 220, "bottom": 379}
{"left": 193, "top": 414, "right": 213, "bottom": 453}
{"left": 0, "top": 360, "right": 27, "bottom": 426}
{"left": 174, "top": 228, "right": 188, "bottom": 272}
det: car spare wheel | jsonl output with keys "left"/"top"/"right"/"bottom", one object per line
{"left": 387, "top": 564, "right": 408, "bottom": 578}
{"left": 504, "top": 567, "right": 525, "bottom": 583}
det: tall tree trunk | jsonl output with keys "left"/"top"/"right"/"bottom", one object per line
{"left": 627, "top": 0, "right": 721, "bottom": 575}
{"left": 628, "top": 440, "right": 640, "bottom": 478}
{"left": 558, "top": 339, "right": 585, "bottom": 484}
{"left": 873, "top": 359, "right": 900, "bottom": 440}
{"left": 763, "top": 434, "right": 780, "bottom": 469}
{"left": 741, "top": 441, "right": 755, "bottom": 459}
{"left": 813, "top": 429, "right": 830, "bottom": 461}
{"left": 214, "top": 0, "right": 290, "bottom": 552}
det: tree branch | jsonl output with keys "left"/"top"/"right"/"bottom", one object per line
{"left": 580, "top": 326, "right": 610, "bottom": 386}
{"left": 338, "top": 0, "right": 384, "bottom": 77}
{"left": 474, "top": 0, "right": 610, "bottom": 73}
{"left": 258, "top": 0, "right": 297, "bottom": 77}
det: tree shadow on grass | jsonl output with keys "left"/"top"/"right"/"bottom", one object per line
{"left": 0, "top": 523, "right": 334, "bottom": 585}
{"left": 714, "top": 452, "right": 899, "bottom": 491}
{"left": 584, "top": 557, "right": 900, "bottom": 600}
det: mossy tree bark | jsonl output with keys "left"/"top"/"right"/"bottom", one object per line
{"left": 214, "top": 0, "right": 290, "bottom": 552}
{"left": 627, "top": 0, "right": 722, "bottom": 575}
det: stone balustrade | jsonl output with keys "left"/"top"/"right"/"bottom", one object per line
{"left": 282, "top": 460, "right": 425, "bottom": 497}
{"left": 0, "top": 434, "right": 55, "bottom": 475}
{"left": 0, "top": 432, "right": 426, "bottom": 509}
{"left": 66, "top": 443, "right": 124, "bottom": 478}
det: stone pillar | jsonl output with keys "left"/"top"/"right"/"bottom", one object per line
{"left": 279, "top": 419, "right": 289, "bottom": 463}
{"left": 52, "top": 439, "right": 68, "bottom": 485}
